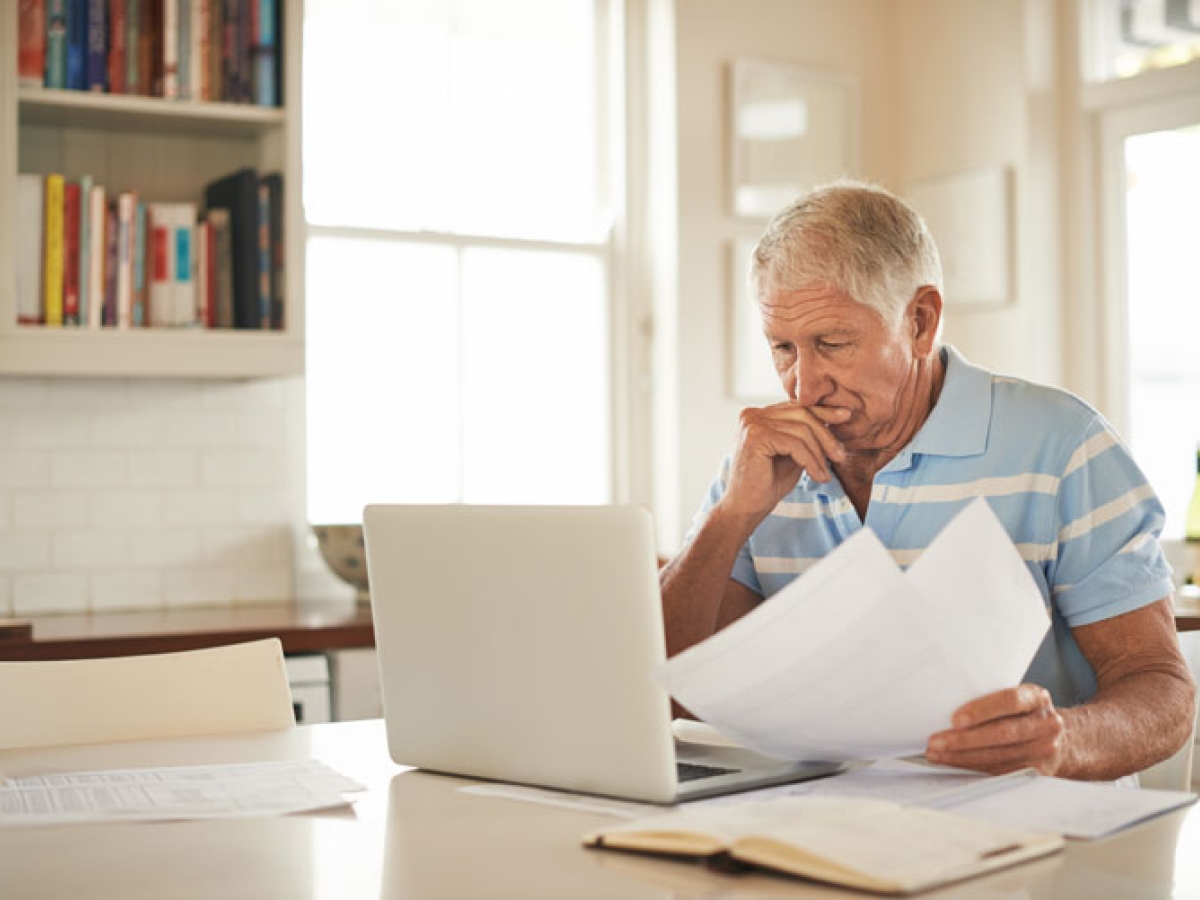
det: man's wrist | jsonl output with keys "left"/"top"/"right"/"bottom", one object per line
{"left": 707, "top": 499, "right": 767, "bottom": 548}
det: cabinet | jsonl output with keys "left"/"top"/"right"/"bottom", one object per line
{"left": 0, "top": 0, "right": 304, "bottom": 378}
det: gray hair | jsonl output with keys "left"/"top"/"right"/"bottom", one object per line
{"left": 749, "top": 180, "right": 943, "bottom": 328}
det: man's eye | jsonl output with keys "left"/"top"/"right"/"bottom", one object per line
{"left": 772, "top": 342, "right": 794, "bottom": 354}
{"left": 818, "top": 340, "right": 848, "bottom": 351}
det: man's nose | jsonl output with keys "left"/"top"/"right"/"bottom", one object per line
{"left": 794, "top": 354, "right": 832, "bottom": 406}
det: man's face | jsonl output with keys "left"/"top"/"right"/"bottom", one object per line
{"left": 758, "top": 284, "right": 932, "bottom": 454}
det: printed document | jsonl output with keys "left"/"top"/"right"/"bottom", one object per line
{"left": 0, "top": 759, "right": 364, "bottom": 826}
{"left": 657, "top": 498, "right": 1050, "bottom": 760}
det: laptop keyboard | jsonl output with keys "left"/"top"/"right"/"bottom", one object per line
{"left": 676, "top": 761, "right": 738, "bottom": 783}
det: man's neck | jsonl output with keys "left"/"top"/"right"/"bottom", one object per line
{"left": 835, "top": 349, "right": 947, "bottom": 517}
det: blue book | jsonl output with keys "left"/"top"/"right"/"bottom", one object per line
{"left": 253, "top": 0, "right": 276, "bottom": 106}
{"left": 65, "top": 0, "right": 86, "bottom": 89}
{"left": 85, "top": 0, "right": 106, "bottom": 91}
{"left": 45, "top": 0, "right": 68, "bottom": 88}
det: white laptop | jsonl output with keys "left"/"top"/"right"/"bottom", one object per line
{"left": 361, "top": 503, "right": 844, "bottom": 804}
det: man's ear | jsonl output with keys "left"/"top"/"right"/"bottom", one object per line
{"left": 908, "top": 286, "right": 943, "bottom": 356}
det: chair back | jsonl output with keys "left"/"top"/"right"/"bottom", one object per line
{"left": 0, "top": 638, "right": 296, "bottom": 750}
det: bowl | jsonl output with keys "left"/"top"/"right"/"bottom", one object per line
{"left": 312, "top": 524, "right": 370, "bottom": 605}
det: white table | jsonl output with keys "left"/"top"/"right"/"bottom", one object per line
{"left": 1, "top": 719, "right": 1198, "bottom": 898}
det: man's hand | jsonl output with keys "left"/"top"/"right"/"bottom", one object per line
{"left": 925, "top": 684, "right": 1066, "bottom": 775}
{"left": 721, "top": 401, "right": 851, "bottom": 519}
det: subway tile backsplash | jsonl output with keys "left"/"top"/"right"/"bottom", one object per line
{"left": 0, "top": 376, "right": 316, "bottom": 616}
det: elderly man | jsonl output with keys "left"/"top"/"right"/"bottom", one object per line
{"left": 662, "top": 182, "right": 1195, "bottom": 780}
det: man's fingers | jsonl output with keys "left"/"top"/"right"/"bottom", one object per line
{"left": 949, "top": 684, "right": 1053, "bottom": 729}
{"left": 928, "top": 706, "right": 1063, "bottom": 753}
{"left": 925, "top": 737, "right": 1063, "bottom": 776}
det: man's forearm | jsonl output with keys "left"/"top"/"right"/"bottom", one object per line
{"left": 1058, "top": 667, "right": 1196, "bottom": 780}
{"left": 660, "top": 504, "right": 759, "bottom": 658}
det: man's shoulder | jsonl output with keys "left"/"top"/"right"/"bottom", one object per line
{"left": 987, "top": 370, "right": 1103, "bottom": 440}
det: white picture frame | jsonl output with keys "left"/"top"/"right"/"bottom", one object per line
{"left": 729, "top": 61, "right": 861, "bottom": 221}
{"left": 907, "top": 166, "right": 1014, "bottom": 307}
{"left": 728, "top": 238, "right": 785, "bottom": 401}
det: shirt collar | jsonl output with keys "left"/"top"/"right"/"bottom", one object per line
{"left": 883, "top": 344, "right": 992, "bottom": 472}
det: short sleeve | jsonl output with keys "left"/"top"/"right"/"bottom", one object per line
{"left": 683, "top": 457, "right": 764, "bottom": 597}
{"left": 1050, "top": 418, "right": 1174, "bottom": 627}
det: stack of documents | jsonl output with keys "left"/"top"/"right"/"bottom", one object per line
{"left": 0, "top": 759, "right": 364, "bottom": 826}
{"left": 658, "top": 498, "right": 1050, "bottom": 760}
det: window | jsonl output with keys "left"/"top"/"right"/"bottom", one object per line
{"left": 1084, "top": 0, "right": 1200, "bottom": 82}
{"left": 302, "top": 0, "right": 616, "bottom": 523}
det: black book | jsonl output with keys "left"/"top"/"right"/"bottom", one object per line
{"left": 203, "top": 167, "right": 260, "bottom": 329}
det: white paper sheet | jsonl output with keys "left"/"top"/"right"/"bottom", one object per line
{"left": 0, "top": 759, "right": 365, "bottom": 826}
{"left": 657, "top": 498, "right": 1050, "bottom": 761}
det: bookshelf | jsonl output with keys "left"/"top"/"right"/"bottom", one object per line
{"left": 0, "top": 0, "right": 304, "bottom": 378}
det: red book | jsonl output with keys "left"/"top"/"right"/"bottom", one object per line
{"left": 18, "top": 0, "right": 46, "bottom": 88}
{"left": 62, "top": 181, "right": 81, "bottom": 326}
{"left": 108, "top": 0, "right": 127, "bottom": 93}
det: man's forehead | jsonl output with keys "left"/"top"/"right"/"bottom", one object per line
{"left": 757, "top": 285, "right": 872, "bottom": 326}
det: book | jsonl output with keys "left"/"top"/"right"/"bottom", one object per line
{"left": 115, "top": 192, "right": 136, "bottom": 327}
{"left": 62, "top": 180, "right": 81, "bottom": 324}
{"left": 584, "top": 795, "right": 1063, "bottom": 895}
{"left": 86, "top": 183, "right": 106, "bottom": 328}
{"left": 18, "top": 0, "right": 46, "bottom": 88}
{"left": 162, "top": 0, "right": 179, "bottom": 98}
{"left": 45, "top": 0, "right": 68, "bottom": 89}
{"left": 76, "top": 175, "right": 92, "bottom": 325}
{"left": 65, "top": 0, "right": 86, "bottom": 90}
{"left": 250, "top": 0, "right": 276, "bottom": 106}
{"left": 43, "top": 174, "right": 65, "bottom": 326}
{"left": 147, "top": 203, "right": 170, "bottom": 326}
{"left": 102, "top": 199, "right": 118, "bottom": 326}
{"left": 255, "top": 177, "right": 270, "bottom": 328}
{"left": 203, "top": 167, "right": 259, "bottom": 328}
{"left": 170, "top": 203, "right": 198, "bottom": 325}
{"left": 207, "top": 207, "right": 234, "bottom": 328}
{"left": 260, "top": 171, "right": 283, "bottom": 328}
{"left": 132, "top": 201, "right": 148, "bottom": 326}
{"left": 107, "top": 0, "right": 126, "bottom": 92}
{"left": 16, "top": 175, "right": 45, "bottom": 325}
{"left": 84, "top": 0, "right": 106, "bottom": 90}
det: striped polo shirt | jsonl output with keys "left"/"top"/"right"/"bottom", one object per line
{"left": 692, "top": 345, "right": 1174, "bottom": 708}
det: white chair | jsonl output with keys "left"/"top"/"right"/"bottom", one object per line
{"left": 0, "top": 638, "right": 296, "bottom": 751}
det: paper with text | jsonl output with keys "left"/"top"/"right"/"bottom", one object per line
{"left": 657, "top": 498, "right": 1050, "bottom": 761}
{"left": 0, "top": 759, "right": 365, "bottom": 826}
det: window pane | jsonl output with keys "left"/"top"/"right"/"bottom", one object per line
{"left": 306, "top": 238, "right": 459, "bottom": 523}
{"left": 450, "top": 0, "right": 600, "bottom": 238}
{"left": 303, "top": 0, "right": 451, "bottom": 231}
{"left": 302, "top": 0, "right": 601, "bottom": 240}
{"left": 461, "top": 248, "right": 609, "bottom": 503}
{"left": 1124, "top": 125, "right": 1200, "bottom": 539}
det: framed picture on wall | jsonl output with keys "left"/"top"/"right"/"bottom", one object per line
{"left": 728, "top": 61, "right": 861, "bottom": 220}
{"left": 906, "top": 166, "right": 1014, "bottom": 307}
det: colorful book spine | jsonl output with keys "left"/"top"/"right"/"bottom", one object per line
{"left": 87, "top": 184, "right": 106, "bottom": 329}
{"left": 177, "top": 0, "right": 191, "bottom": 99}
{"left": 16, "top": 175, "right": 45, "bottom": 325}
{"left": 196, "top": 219, "right": 211, "bottom": 326}
{"left": 162, "top": 0, "right": 179, "bottom": 98}
{"left": 189, "top": 0, "right": 203, "bottom": 100}
{"left": 124, "top": 0, "right": 139, "bottom": 93}
{"left": 197, "top": 0, "right": 211, "bottom": 100}
{"left": 84, "top": 0, "right": 106, "bottom": 90}
{"left": 256, "top": 179, "right": 270, "bottom": 328}
{"left": 115, "top": 192, "right": 135, "bottom": 328}
{"left": 148, "top": 205, "right": 172, "bottom": 326}
{"left": 65, "top": 0, "right": 86, "bottom": 89}
{"left": 133, "top": 201, "right": 148, "bottom": 326}
{"left": 207, "top": 207, "right": 233, "bottom": 328}
{"left": 43, "top": 174, "right": 65, "bottom": 326}
{"left": 76, "top": 175, "right": 93, "bottom": 324}
{"left": 18, "top": 0, "right": 47, "bottom": 88}
{"left": 45, "top": 0, "right": 68, "bottom": 89}
{"left": 173, "top": 205, "right": 197, "bottom": 325}
{"left": 102, "top": 201, "right": 118, "bottom": 326}
{"left": 251, "top": 0, "right": 275, "bottom": 106}
{"left": 208, "top": 0, "right": 223, "bottom": 101}
{"left": 106, "top": 0, "right": 126, "bottom": 93}
{"left": 62, "top": 180, "right": 81, "bottom": 324}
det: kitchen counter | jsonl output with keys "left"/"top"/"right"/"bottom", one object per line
{"left": 0, "top": 601, "right": 375, "bottom": 661}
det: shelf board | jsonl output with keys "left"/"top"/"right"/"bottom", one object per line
{"left": 0, "top": 327, "right": 304, "bottom": 378}
{"left": 18, "top": 87, "right": 285, "bottom": 138}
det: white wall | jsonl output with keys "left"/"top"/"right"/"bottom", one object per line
{"left": 0, "top": 376, "right": 344, "bottom": 615}
{"left": 657, "top": 0, "right": 898, "bottom": 548}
